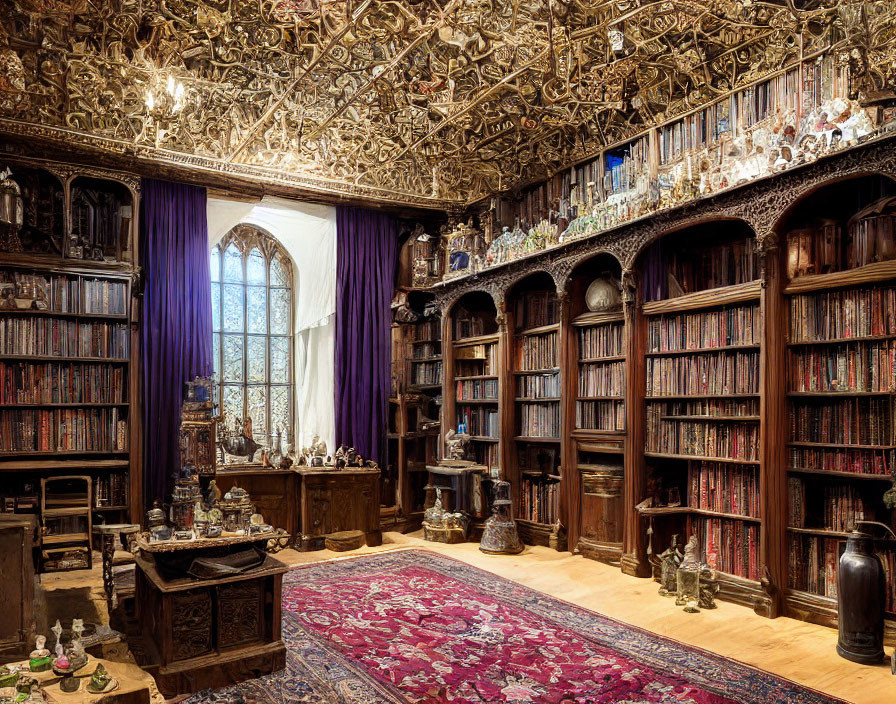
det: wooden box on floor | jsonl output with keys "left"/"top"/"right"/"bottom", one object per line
{"left": 134, "top": 548, "right": 287, "bottom": 696}
{"left": 0, "top": 515, "right": 35, "bottom": 657}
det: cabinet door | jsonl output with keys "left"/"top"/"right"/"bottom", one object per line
{"left": 0, "top": 522, "right": 33, "bottom": 650}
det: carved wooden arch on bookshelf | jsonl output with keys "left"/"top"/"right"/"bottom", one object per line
{"left": 766, "top": 171, "right": 896, "bottom": 240}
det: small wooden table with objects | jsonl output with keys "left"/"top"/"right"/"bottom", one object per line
{"left": 133, "top": 532, "right": 287, "bottom": 697}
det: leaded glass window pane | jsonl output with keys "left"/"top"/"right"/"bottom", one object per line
{"left": 247, "top": 286, "right": 266, "bottom": 334}
{"left": 247, "top": 385, "right": 267, "bottom": 442}
{"left": 223, "top": 243, "right": 242, "bottom": 282}
{"left": 223, "top": 334, "right": 244, "bottom": 382}
{"left": 270, "top": 385, "right": 289, "bottom": 435}
{"left": 212, "top": 333, "right": 220, "bottom": 378}
{"left": 270, "top": 288, "right": 291, "bottom": 334}
{"left": 211, "top": 225, "right": 294, "bottom": 448}
{"left": 270, "top": 255, "right": 289, "bottom": 286}
{"left": 210, "top": 246, "right": 220, "bottom": 282}
{"left": 211, "top": 285, "right": 221, "bottom": 332}
{"left": 247, "top": 248, "right": 266, "bottom": 285}
{"left": 222, "top": 284, "right": 244, "bottom": 332}
{"left": 223, "top": 384, "right": 243, "bottom": 423}
{"left": 270, "top": 336, "right": 289, "bottom": 384}
{"left": 247, "top": 335, "right": 266, "bottom": 383}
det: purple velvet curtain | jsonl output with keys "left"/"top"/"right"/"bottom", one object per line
{"left": 335, "top": 207, "right": 397, "bottom": 466}
{"left": 141, "top": 178, "right": 212, "bottom": 508}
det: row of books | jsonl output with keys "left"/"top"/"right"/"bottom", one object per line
{"left": 517, "top": 373, "right": 560, "bottom": 399}
{"left": 693, "top": 516, "right": 760, "bottom": 581}
{"left": 516, "top": 332, "right": 558, "bottom": 370}
{"left": 0, "top": 361, "right": 126, "bottom": 404}
{"left": 578, "top": 361, "right": 625, "bottom": 397}
{"left": 788, "top": 535, "right": 839, "bottom": 598}
{"left": 788, "top": 342, "right": 896, "bottom": 393}
{"left": 412, "top": 319, "right": 441, "bottom": 341}
{"left": 454, "top": 315, "right": 488, "bottom": 340}
{"left": 519, "top": 402, "right": 561, "bottom": 438}
{"left": 789, "top": 287, "right": 896, "bottom": 342}
{"left": 689, "top": 462, "right": 759, "bottom": 518}
{"left": 411, "top": 343, "right": 440, "bottom": 359}
{"left": 471, "top": 442, "right": 499, "bottom": 469}
{"left": 653, "top": 399, "right": 759, "bottom": 418}
{"left": 790, "top": 397, "right": 893, "bottom": 446}
{"left": 645, "top": 351, "right": 760, "bottom": 396}
{"left": 789, "top": 479, "right": 867, "bottom": 532}
{"left": 645, "top": 237, "right": 759, "bottom": 302}
{"left": 0, "top": 318, "right": 129, "bottom": 358}
{"left": 457, "top": 379, "right": 498, "bottom": 401}
{"left": 519, "top": 478, "right": 560, "bottom": 525}
{"left": 455, "top": 343, "right": 499, "bottom": 375}
{"left": 515, "top": 292, "right": 559, "bottom": 331}
{"left": 457, "top": 407, "right": 499, "bottom": 438}
{"left": 0, "top": 408, "right": 128, "bottom": 452}
{"left": 657, "top": 69, "right": 800, "bottom": 165}
{"left": 604, "top": 137, "right": 649, "bottom": 197}
{"left": 645, "top": 410, "right": 759, "bottom": 460}
{"left": 411, "top": 361, "right": 441, "bottom": 386}
{"left": 882, "top": 551, "right": 896, "bottom": 613}
{"left": 94, "top": 471, "right": 128, "bottom": 508}
{"left": 789, "top": 446, "right": 892, "bottom": 475}
{"left": 576, "top": 400, "right": 625, "bottom": 432}
{"left": 784, "top": 219, "right": 896, "bottom": 280}
{"left": 647, "top": 304, "right": 760, "bottom": 353}
{"left": 0, "top": 271, "right": 127, "bottom": 315}
{"left": 578, "top": 323, "right": 624, "bottom": 359}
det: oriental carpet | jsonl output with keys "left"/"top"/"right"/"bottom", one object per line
{"left": 184, "top": 549, "right": 844, "bottom": 704}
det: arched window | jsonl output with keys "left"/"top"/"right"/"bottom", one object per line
{"left": 210, "top": 225, "right": 294, "bottom": 444}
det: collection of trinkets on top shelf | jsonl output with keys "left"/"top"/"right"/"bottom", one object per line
{"left": 407, "top": 96, "right": 891, "bottom": 287}
{"left": 0, "top": 620, "right": 117, "bottom": 699}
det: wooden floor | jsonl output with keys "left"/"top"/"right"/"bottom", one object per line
{"left": 277, "top": 531, "right": 895, "bottom": 704}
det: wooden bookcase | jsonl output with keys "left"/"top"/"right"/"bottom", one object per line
{"left": 635, "top": 222, "right": 768, "bottom": 610}
{"left": 385, "top": 293, "right": 442, "bottom": 530}
{"left": 565, "top": 255, "right": 627, "bottom": 563}
{"left": 444, "top": 292, "right": 502, "bottom": 479}
{"left": 0, "top": 157, "right": 140, "bottom": 571}
{"left": 506, "top": 274, "right": 565, "bottom": 549}
{"left": 777, "top": 176, "right": 896, "bottom": 633}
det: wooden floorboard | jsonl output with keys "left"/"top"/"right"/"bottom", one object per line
{"left": 278, "top": 531, "right": 895, "bottom": 704}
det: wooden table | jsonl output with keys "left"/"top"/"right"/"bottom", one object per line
{"left": 134, "top": 535, "right": 287, "bottom": 697}
{"left": 3, "top": 654, "right": 155, "bottom": 704}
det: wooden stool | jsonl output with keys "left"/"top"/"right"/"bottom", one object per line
{"left": 325, "top": 530, "right": 365, "bottom": 552}
{"left": 92, "top": 523, "right": 140, "bottom": 611}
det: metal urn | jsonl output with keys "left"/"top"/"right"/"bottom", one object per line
{"left": 836, "top": 521, "right": 893, "bottom": 664}
{"left": 479, "top": 480, "right": 523, "bottom": 555}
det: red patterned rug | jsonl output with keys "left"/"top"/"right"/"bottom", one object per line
{"left": 185, "top": 549, "right": 845, "bottom": 703}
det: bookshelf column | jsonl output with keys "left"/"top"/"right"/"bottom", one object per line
{"left": 759, "top": 237, "right": 786, "bottom": 617}
{"left": 621, "top": 275, "right": 650, "bottom": 577}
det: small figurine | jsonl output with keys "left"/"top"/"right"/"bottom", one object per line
{"left": 28, "top": 635, "right": 51, "bottom": 672}
{"left": 444, "top": 429, "right": 469, "bottom": 461}
{"left": 657, "top": 534, "right": 683, "bottom": 597}
{"left": 675, "top": 535, "right": 701, "bottom": 610}
{"left": 0, "top": 664, "right": 20, "bottom": 687}
{"left": 699, "top": 565, "right": 720, "bottom": 610}
{"left": 86, "top": 663, "right": 118, "bottom": 694}
{"left": 50, "top": 620, "right": 63, "bottom": 652}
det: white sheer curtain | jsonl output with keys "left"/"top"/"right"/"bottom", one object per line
{"left": 207, "top": 195, "right": 336, "bottom": 453}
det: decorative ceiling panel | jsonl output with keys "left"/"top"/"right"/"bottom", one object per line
{"left": 0, "top": 1, "right": 877, "bottom": 205}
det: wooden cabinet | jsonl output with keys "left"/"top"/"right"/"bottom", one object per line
{"left": 297, "top": 467, "right": 382, "bottom": 550}
{"left": 215, "top": 467, "right": 297, "bottom": 541}
{"left": 0, "top": 516, "right": 35, "bottom": 657}
{"left": 135, "top": 544, "right": 286, "bottom": 697}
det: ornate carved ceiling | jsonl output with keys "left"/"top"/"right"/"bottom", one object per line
{"left": 0, "top": 1, "right": 888, "bottom": 207}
